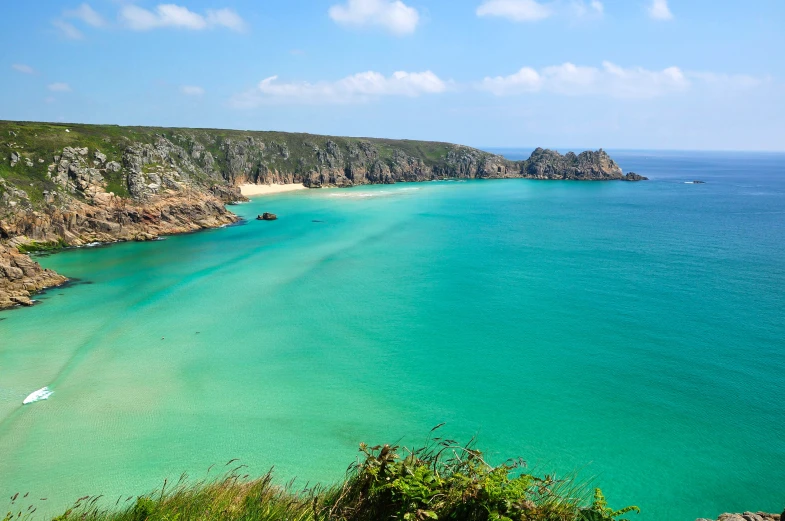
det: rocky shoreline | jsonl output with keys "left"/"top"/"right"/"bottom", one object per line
{"left": 0, "top": 242, "right": 68, "bottom": 308}
{"left": 0, "top": 121, "right": 648, "bottom": 310}
{"left": 698, "top": 512, "right": 782, "bottom": 521}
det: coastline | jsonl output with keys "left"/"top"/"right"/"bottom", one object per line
{"left": 239, "top": 183, "right": 308, "bottom": 197}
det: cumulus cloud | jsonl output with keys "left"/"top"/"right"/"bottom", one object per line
{"left": 476, "top": 0, "right": 553, "bottom": 21}
{"left": 648, "top": 0, "right": 673, "bottom": 20}
{"left": 231, "top": 70, "right": 447, "bottom": 107}
{"left": 479, "top": 61, "right": 690, "bottom": 98}
{"left": 48, "top": 83, "right": 72, "bottom": 92}
{"left": 328, "top": 0, "right": 420, "bottom": 35}
{"left": 12, "top": 64, "right": 35, "bottom": 74}
{"left": 64, "top": 3, "right": 106, "bottom": 27}
{"left": 476, "top": 0, "right": 604, "bottom": 22}
{"left": 120, "top": 4, "right": 247, "bottom": 32}
{"left": 181, "top": 85, "right": 205, "bottom": 96}
{"left": 52, "top": 19, "right": 84, "bottom": 39}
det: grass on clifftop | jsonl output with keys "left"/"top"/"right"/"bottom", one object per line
{"left": 6, "top": 432, "right": 639, "bottom": 521}
{"left": 0, "top": 120, "right": 472, "bottom": 207}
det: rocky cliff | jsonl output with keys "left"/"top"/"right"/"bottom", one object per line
{"left": 0, "top": 121, "right": 645, "bottom": 309}
{"left": 0, "top": 241, "right": 68, "bottom": 308}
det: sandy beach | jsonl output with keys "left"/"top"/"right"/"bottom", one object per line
{"left": 239, "top": 183, "right": 308, "bottom": 197}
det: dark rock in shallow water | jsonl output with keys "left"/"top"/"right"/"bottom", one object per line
{"left": 257, "top": 213, "right": 277, "bottom": 221}
{"left": 693, "top": 180, "right": 706, "bottom": 184}
{"left": 624, "top": 172, "right": 648, "bottom": 181}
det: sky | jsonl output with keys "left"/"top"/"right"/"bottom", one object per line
{"left": 1, "top": 0, "right": 784, "bottom": 150}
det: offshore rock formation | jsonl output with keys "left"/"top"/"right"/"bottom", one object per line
{"left": 0, "top": 243, "right": 67, "bottom": 308}
{"left": 0, "top": 121, "right": 646, "bottom": 309}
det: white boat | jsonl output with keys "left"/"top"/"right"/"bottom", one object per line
{"left": 22, "top": 387, "right": 53, "bottom": 405}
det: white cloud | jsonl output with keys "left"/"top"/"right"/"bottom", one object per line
{"left": 52, "top": 19, "right": 84, "bottom": 39}
{"left": 64, "top": 3, "right": 106, "bottom": 27}
{"left": 120, "top": 4, "right": 246, "bottom": 32}
{"left": 328, "top": 0, "right": 420, "bottom": 35}
{"left": 476, "top": 0, "right": 552, "bottom": 22}
{"left": 48, "top": 83, "right": 72, "bottom": 92}
{"left": 205, "top": 8, "right": 247, "bottom": 32}
{"left": 181, "top": 85, "right": 205, "bottom": 96}
{"left": 12, "top": 64, "right": 35, "bottom": 74}
{"left": 648, "top": 0, "right": 673, "bottom": 20}
{"left": 479, "top": 61, "right": 690, "bottom": 98}
{"left": 231, "top": 70, "right": 447, "bottom": 107}
{"left": 477, "top": 0, "right": 604, "bottom": 22}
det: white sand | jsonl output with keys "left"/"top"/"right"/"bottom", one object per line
{"left": 239, "top": 183, "right": 308, "bottom": 197}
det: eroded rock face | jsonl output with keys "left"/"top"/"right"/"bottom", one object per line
{"left": 0, "top": 243, "right": 68, "bottom": 308}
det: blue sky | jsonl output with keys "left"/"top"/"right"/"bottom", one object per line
{"left": 2, "top": 0, "right": 783, "bottom": 150}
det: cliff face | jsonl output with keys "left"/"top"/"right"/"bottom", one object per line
{"left": 0, "top": 121, "right": 645, "bottom": 309}
{"left": 0, "top": 242, "right": 67, "bottom": 308}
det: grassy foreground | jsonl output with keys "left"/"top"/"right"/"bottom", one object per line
{"left": 7, "top": 432, "right": 639, "bottom": 521}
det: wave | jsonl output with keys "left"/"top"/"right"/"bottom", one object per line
{"left": 22, "top": 387, "right": 53, "bottom": 405}
{"left": 328, "top": 187, "right": 421, "bottom": 199}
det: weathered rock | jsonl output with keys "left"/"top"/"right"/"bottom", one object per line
{"left": 257, "top": 213, "right": 277, "bottom": 221}
{"left": 0, "top": 243, "right": 68, "bottom": 309}
{"left": 94, "top": 150, "right": 107, "bottom": 164}
{"left": 624, "top": 172, "right": 648, "bottom": 181}
{"left": 10, "top": 151, "right": 19, "bottom": 167}
{"left": 698, "top": 512, "right": 781, "bottom": 521}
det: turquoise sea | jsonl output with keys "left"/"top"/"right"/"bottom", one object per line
{"left": 1, "top": 150, "right": 784, "bottom": 519}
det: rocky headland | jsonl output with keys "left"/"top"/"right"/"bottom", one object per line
{"left": 0, "top": 121, "right": 646, "bottom": 309}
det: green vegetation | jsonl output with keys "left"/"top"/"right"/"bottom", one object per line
{"left": 0, "top": 120, "right": 471, "bottom": 207}
{"left": 5, "top": 433, "right": 638, "bottom": 521}
{"left": 15, "top": 238, "right": 68, "bottom": 254}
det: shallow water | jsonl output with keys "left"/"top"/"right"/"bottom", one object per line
{"left": 1, "top": 150, "right": 784, "bottom": 519}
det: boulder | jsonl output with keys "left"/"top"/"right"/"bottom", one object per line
{"left": 94, "top": 150, "right": 107, "bottom": 164}
{"left": 10, "top": 151, "right": 19, "bottom": 167}
{"left": 257, "top": 213, "right": 277, "bottom": 221}
{"left": 106, "top": 161, "right": 122, "bottom": 173}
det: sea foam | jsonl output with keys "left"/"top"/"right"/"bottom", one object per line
{"left": 22, "top": 387, "right": 53, "bottom": 405}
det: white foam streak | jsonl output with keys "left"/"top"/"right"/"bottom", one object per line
{"left": 23, "top": 387, "right": 53, "bottom": 405}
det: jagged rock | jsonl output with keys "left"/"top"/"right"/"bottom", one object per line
{"left": 106, "top": 161, "right": 122, "bottom": 173}
{"left": 698, "top": 512, "right": 782, "bottom": 521}
{"left": 0, "top": 243, "right": 68, "bottom": 309}
{"left": 10, "top": 151, "right": 19, "bottom": 167}
{"left": 257, "top": 213, "right": 277, "bottom": 221}
{"left": 624, "top": 172, "right": 648, "bottom": 181}
{"left": 94, "top": 150, "right": 107, "bottom": 164}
